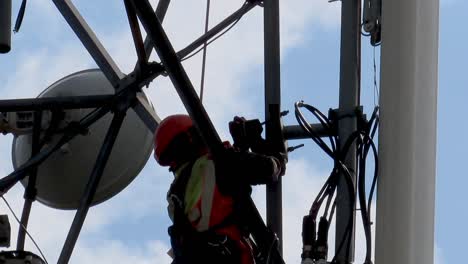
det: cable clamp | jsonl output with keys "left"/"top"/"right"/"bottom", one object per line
{"left": 328, "top": 106, "right": 364, "bottom": 122}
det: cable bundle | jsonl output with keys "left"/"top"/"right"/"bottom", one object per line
{"left": 295, "top": 101, "right": 379, "bottom": 264}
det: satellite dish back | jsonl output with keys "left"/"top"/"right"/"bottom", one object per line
{"left": 12, "top": 69, "right": 158, "bottom": 210}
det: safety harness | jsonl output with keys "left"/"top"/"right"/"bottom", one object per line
{"left": 167, "top": 161, "right": 243, "bottom": 264}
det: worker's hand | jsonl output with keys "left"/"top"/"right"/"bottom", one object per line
{"left": 229, "top": 116, "right": 264, "bottom": 152}
{"left": 229, "top": 116, "right": 249, "bottom": 151}
{"left": 272, "top": 152, "right": 287, "bottom": 177}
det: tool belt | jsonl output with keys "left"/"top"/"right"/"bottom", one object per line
{"left": 168, "top": 224, "right": 241, "bottom": 264}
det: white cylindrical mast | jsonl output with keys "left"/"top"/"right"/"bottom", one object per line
{"left": 376, "top": 0, "right": 439, "bottom": 263}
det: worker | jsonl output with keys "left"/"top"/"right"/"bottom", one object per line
{"left": 154, "top": 114, "right": 286, "bottom": 264}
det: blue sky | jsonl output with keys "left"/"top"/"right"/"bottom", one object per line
{"left": 0, "top": 0, "right": 464, "bottom": 263}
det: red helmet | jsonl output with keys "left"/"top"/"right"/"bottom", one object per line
{"left": 154, "top": 114, "right": 194, "bottom": 166}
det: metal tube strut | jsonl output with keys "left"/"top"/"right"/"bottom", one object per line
{"left": 335, "top": 0, "right": 361, "bottom": 262}
{"left": 264, "top": 0, "right": 285, "bottom": 254}
{"left": 16, "top": 111, "right": 42, "bottom": 250}
{"left": 52, "top": 0, "right": 124, "bottom": 87}
{"left": 283, "top": 124, "right": 331, "bottom": 140}
{"left": 177, "top": 1, "right": 256, "bottom": 59}
{"left": 124, "top": 0, "right": 147, "bottom": 67}
{"left": 58, "top": 109, "right": 127, "bottom": 264}
{"left": 140, "top": 0, "right": 171, "bottom": 63}
{"left": 0, "top": 95, "right": 114, "bottom": 112}
{"left": 132, "top": 0, "right": 224, "bottom": 157}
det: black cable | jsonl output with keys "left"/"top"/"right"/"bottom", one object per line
{"left": 323, "top": 187, "right": 336, "bottom": 219}
{"left": 199, "top": 0, "right": 211, "bottom": 102}
{"left": 13, "top": 0, "right": 27, "bottom": 33}
{"left": 331, "top": 170, "right": 355, "bottom": 263}
{"left": 366, "top": 122, "right": 379, "bottom": 218}
{"left": 294, "top": 102, "right": 335, "bottom": 158}
{"left": 373, "top": 47, "right": 380, "bottom": 106}
{"left": 328, "top": 200, "right": 337, "bottom": 223}
{"left": 296, "top": 101, "right": 379, "bottom": 263}
{"left": 301, "top": 103, "right": 337, "bottom": 153}
{"left": 1, "top": 196, "right": 48, "bottom": 264}
{"left": 266, "top": 235, "right": 279, "bottom": 264}
{"left": 356, "top": 108, "right": 379, "bottom": 263}
{"left": 357, "top": 136, "right": 372, "bottom": 263}
{"left": 181, "top": 2, "right": 249, "bottom": 62}
{"left": 310, "top": 170, "right": 336, "bottom": 216}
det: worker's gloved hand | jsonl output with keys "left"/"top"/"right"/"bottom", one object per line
{"left": 272, "top": 151, "right": 287, "bottom": 178}
{"left": 229, "top": 116, "right": 249, "bottom": 152}
{"left": 215, "top": 146, "right": 253, "bottom": 195}
{"left": 229, "top": 116, "right": 265, "bottom": 152}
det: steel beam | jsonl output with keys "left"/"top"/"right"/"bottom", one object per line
{"left": 0, "top": 95, "right": 114, "bottom": 112}
{"left": 52, "top": 0, "right": 124, "bottom": 87}
{"left": 141, "top": 0, "right": 171, "bottom": 62}
{"left": 264, "top": 0, "right": 285, "bottom": 254}
{"left": 335, "top": 0, "right": 361, "bottom": 262}
{"left": 132, "top": 0, "right": 224, "bottom": 157}
{"left": 131, "top": 0, "right": 170, "bottom": 133}
{"left": 133, "top": 92, "right": 160, "bottom": 132}
{"left": 375, "top": 0, "right": 439, "bottom": 263}
{"left": 283, "top": 124, "right": 331, "bottom": 140}
{"left": 124, "top": 0, "right": 147, "bottom": 67}
{"left": 16, "top": 111, "right": 42, "bottom": 251}
{"left": 58, "top": 109, "right": 127, "bottom": 264}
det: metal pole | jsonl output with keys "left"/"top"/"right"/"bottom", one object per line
{"left": 375, "top": 0, "right": 439, "bottom": 263}
{"left": 16, "top": 111, "right": 42, "bottom": 251}
{"left": 264, "top": 0, "right": 285, "bottom": 254}
{"left": 140, "top": 0, "right": 171, "bottom": 63}
{"left": 132, "top": 0, "right": 224, "bottom": 158}
{"left": 283, "top": 124, "right": 330, "bottom": 140}
{"left": 124, "top": 0, "right": 147, "bottom": 67}
{"left": 0, "top": 95, "right": 114, "bottom": 112}
{"left": 0, "top": 0, "right": 12, "bottom": 53}
{"left": 52, "top": 0, "right": 124, "bottom": 87}
{"left": 335, "top": 0, "right": 361, "bottom": 262}
{"left": 58, "top": 109, "right": 127, "bottom": 264}
{"left": 133, "top": 93, "right": 160, "bottom": 132}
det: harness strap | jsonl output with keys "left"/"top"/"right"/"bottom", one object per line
{"left": 169, "top": 159, "right": 241, "bottom": 235}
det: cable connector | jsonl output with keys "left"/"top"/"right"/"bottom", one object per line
{"left": 301, "top": 215, "right": 316, "bottom": 261}
{"left": 329, "top": 106, "right": 364, "bottom": 122}
{"left": 313, "top": 217, "right": 329, "bottom": 261}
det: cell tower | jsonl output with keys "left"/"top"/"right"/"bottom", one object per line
{"left": 0, "top": 0, "right": 438, "bottom": 264}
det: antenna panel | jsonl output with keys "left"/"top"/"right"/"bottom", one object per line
{"left": 12, "top": 69, "right": 157, "bottom": 209}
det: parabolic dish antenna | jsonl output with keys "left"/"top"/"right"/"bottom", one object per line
{"left": 12, "top": 69, "right": 157, "bottom": 209}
